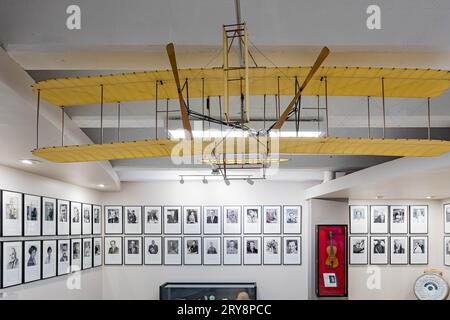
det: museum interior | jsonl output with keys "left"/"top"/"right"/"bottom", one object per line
{"left": 0, "top": 0, "right": 450, "bottom": 300}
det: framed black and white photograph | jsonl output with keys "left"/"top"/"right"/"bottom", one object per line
{"left": 1, "top": 241, "right": 22, "bottom": 288}
{"left": 125, "top": 236, "right": 143, "bottom": 265}
{"left": 1, "top": 191, "right": 23, "bottom": 236}
{"left": 283, "top": 205, "right": 301, "bottom": 234}
{"left": 70, "top": 238, "right": 82, "bottom": 272}
{"left": 243, "top": 236, "right": 261, "bottom": 265}
{"left": 349, "top": 236, "right": 368, "bottom": 265}
{"left": 57, "top": 199, "right": 70, "bottom": 235}
{"left": 93, "top": 237, "right": 102, "bottom": 267}
{"left": 223, "top": 237, "right": 241, "bottom": 265}
{"left": 24, "top": 194, "right": 41, "bottom": 236}
{"left": 445, "top": 204, "right": 450, "bottom": 234}
{"left": 42, "top": 197, "right": 56, "bottom": 236}
{"left": 104, "top": 236, "right": 123, "bottom": 265}
{"left": 263, "top": 236, "right": 281, "bottom": 265}
{"left": 283, "top": 236, "right": 301, "bottom": 265}
{"left": 370, "top": 205, "right": 388, "bottom": 234}
{"left": 124, "top": 206, "right": 143, "bottom": 234}
{"left": 203, "top": 206, "right": 221, "bottom": 234}
{"left": 42, "top": 239, "right": 57, "bottom": 279}
{"left": 57, "top": 239, "right": 70, "bottom": 275}
{"left": 223, "top": 206, "right": 241, "bottom": 234}
{"left": 370, "top": 236, "right": 388, "bottom": 265}
{"left": 410, "top": 236, "right": 428, "bottom": 265}
{"left": 243, "top": 206, "right": 262, "bottom": 234}
{"left": 349, "top": 205, "right": 368, "bottom": 234}
{"left": 24, "top": 242, "right": 41, "bottom": 283}
{"left": 163, "top": 206, "right": 182, "bottom": 234}
{"left": 203, "top": 237, "right": 221, "bottom": 265}
{"left": 144, "top": 237, "right": 162, "bottom": 265}
{"left": 390, "top": 236, "right": 408, "bottom": 265}
{"left": 444, "top": 237, "right": 450, "bottom": 266}
{"left": 70, "top": 201, "right": 82, "bottom": 235}
{"left": 164, "top": 237, "right": 182, "bottom": 265}
{"left": 410, "top": 205, "right": 428, "bottom": 234}
{"left": 263, "top": 206, "right": 281, "bottom": 234}
{"left": 184, "top": 237, "right": 202, "bottom": 265}
{"left": 104, "top": 206, "right": 123, "bottom": 234}
{"left": 389, "top": 205, "right": 408, "bottom": 234}
{"left": 92, "top": 205, "right": 102, "bottom": 235}
{"left": 82, "top": 238, "right": 93, "bottom": 269}
{"left": 183, "top": 206, "right": 201, "bottom": 234}
{"left": 144, "top": 206, "right": 162, "bottom": 234}
{"left": 82, "top": 203, "right": 92, "bottom": 235}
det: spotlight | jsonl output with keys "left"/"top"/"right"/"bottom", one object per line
{"left": 202, "top": 176, "right": 208, "bottom": 184}
{"left": 20, "top": 159, "right": 41, "bottom": 165}
{"left": 246, "top": 178, "right": 254, "bottom": 185}
{"left": 224, "top": 178, "right": 230, "bottom": 186}
{"left": 97, "top": 184, "right": 105, "bottom": 188}
{"left": 179, "top": 176, "right": 184, "bottom": 184}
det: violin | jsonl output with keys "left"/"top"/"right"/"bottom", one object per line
{"left": 325, "top": 231, "right": 339, "bottom": 269}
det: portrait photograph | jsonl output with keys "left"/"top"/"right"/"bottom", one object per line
{"left": 263, "top": 206, "right": 281, "bottom": 234}
{"left": 164, "top": 237, "right": 182, "bottom": 265}
{"left": 24, "top": 194, "right": 41, "bottom": 236}
{"left": 42, "top": 197, "right": 56, "bottom": 236}
{"left": 104, "top": 236, "right": 123, "bottom": 265}
{"left": 70, "top": 201, "right": 82, "bottom": 235}
{"left": 410, "top": 205, "right": 428, "bottom": 234}
{"left": 203, "top": 237, "right": 221, "bottom": 265}
{"left": 70, "top": 239, "right": 82, "bottom": 272}
{"left": 203, "top": 206, "right": 222, "bottom": 234}
{"left": 389, "top": 205, "right": 408, "bottom": 234}
{"left": 349, "top": 205, "right": 368, "bottom": 234}
{"left": 223, "top": 206, "right": 241, "bottom": 234}
{"left": 243, "top": 206, "right": 262, "bottom": 234}
{"left": 144, "top": 237, "right": 162, "bottom": 265}
{"left": 445, "top": 237, "right": 450, "bottom": 266}
{"left": 445, "top": 204, "right": 450, "bottom": 234}
{"left": 124, "top": 206, "right": 143, "bottom": 234}
{"left": 144, "top": 206, "right": 162, "bottom": 234}
{"left": 223, "top": 237, "right": 241, "bottom": 265}
{"left": 57, "top": 239, "right": 70, "bottom": 275}
{"left": 92, "top": 205, "right": 102, "bottom": 235}
{"left": 349, "top": 236, "right": 368, "bottom": 265}
{"left": 283, "top": 205, "right": 302, "bottom": 234}
{"left": 1, "top": 191, "right": 23, "bottom": 236}
{"left": 104, "top": 206, "right": 123, "bottom": 234}
{"left": 42, "top": 240, "right": 57, "bottom": 279}
{"left": 243, "top": 237, "right": 262, "bottom": 265}
{"left": 125, "top": 237, "right": 143, "bottom": 265}
{"left": 163, "top": 206, "right": 182, "bottom": 234}
{"left": 1, "top": 241, "right": 22, "bottom": 288}
{"left": 370, "top": 205, "right": 388, "bottom": 234}
{"left": 370, "top": 236, "right": 388, "bottom": 264}
{"left": 283, "top": 236, "right": 301, "bottom": 265}
{"left": 263, "top": 236, "right": 281, "bottom": 265}
{"left": 183, "top": 206, "right": 201, "bottom": 234}
{"left": 57, "top": 199, "right": 70, "bottom": 235}
{"left": 82, "top": 238, "right": 93, "bottom": 269}
{"left": 184, "top": 237, "right": 202, "bottom": 265}
{"left": 93, "top": 237, "right": 103, "bottom": 267}
{"left": 390, "top": 236, "right": 408, "bottom": 265}
{"left": 81, "top": 203, "right": 92, "bottom": 235}
{"left": 410, "top": 236, "right": 428, "bottom": 265}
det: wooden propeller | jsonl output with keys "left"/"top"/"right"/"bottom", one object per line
{"left": 166, "top": 43, "right": 193, "bottom": 139}
{"left": 269, "top": 46, "right": 330, "bottom": 131}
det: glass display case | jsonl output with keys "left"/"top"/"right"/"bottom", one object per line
{"left": 159, "top": 282, "right": 257, "bottom": 300}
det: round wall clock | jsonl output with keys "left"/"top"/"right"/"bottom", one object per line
{"left": 414, "top": 272, "right": 449, "bottom": 300}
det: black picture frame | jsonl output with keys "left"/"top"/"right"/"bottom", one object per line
{"left": 124, "top": 236, "right": 143, "bottom": 265}
{"left": 41, "top": 239, "right": 57, "bottom": 280}
{"left": 243, "top": 206, "right": 262, "bottom": 235}
{"left": 93, "top": 237, "right": 103, "bottom": 267}
{"left": 409, "top": 235, "right": 429, "bottom": 265}
{"left": 369, "top": 205, "right": 389, "bottom": 234}
{"left": 70, "top": 238, "right": 82, "bottom": 272}
{"left": 123, "top": 205, "right": 143, "bottom": 235}
{"left": 81, "top": 203, "right": 93, "bottom": 235}
{"left": 23, "top": 193, "right": 42, "bottom": 237}
{"left": 223, "top": 205, "right": 242, "bottom": 235}
{"left": 349, "top": 205, "right": 368, "bottom": 234}
{"left": 41, "top": 197, "right": 57, "bottom": 236}
{"left": 263, "top": 205, "right": 282, "bottom": 235}
{"left": 282, "top": 236, "right": 302, "bottom": 266}
{"left": 203, "top": 206, "right": 222, "bottom": 235}
{"left": 1, "top": 240, "right": 23, "bottom": 289}
{"left": 23, "top": 240, "right": 42, "bottom": 284}
{"left": 163, "top": 206, "right": 182, "bottom": 235}
{"left": 222, "top": 236, "right": 242, "bottom": 266}
{"left": 57, "top": 239, "right": 70, "bottom": 276}
{"left": 370, "top": 236, "right": 389, "bottom": 265}
{"left": 390, "top": 236, "right": 408, "bottom": 265}
{"left": 263, "top": 236, "right": 282, "bottom": 265}
{"left": 282, "top": 205, "right": 302, "bottom": 235}
{"left": 70, "top": 201, "right": 82, "bottom": 236}
{"left": 143, "top": 206, "right": 163, "bottom": 235}
{"left": 92, "top": 204, "right": 102, "bottom": 235}
{"left": 183, "top": 205, "right": 202, "bottom": 235}
{"left": 243, "top": 236, "right": 262, "bottom": 265}
{"left": 444, "top": 203, "right": 450, "bottom": 234}
{"left": 203, "top": 236, "right": 221, "bottom": 265}
{"left": 409, "top": 205, "right": 429, "bottom": 234}
{"left": 348, "top": 236, "right": 368, "bottom": 265}
{"left": 104, "top": 205, "right": 124, "bottom": 235}
{"left": 104, "top": 236, "right": 123, "bottom": 265}
{"left": 164, "top": 236, "right": 182, "bottom": 265}
{"left": 144, "top": 236, "right": 163, "bottom": 265}
{"left": 444, "top": 236, "right": 450, "bottom": 267}
{"left": 1, "top": 190, "right": 23, "bottom": 237}
{"left": 82, "top": 237, "right": 93, "bottom": 270}
{"left": 183, "top": 236, "right": 202, "bottom": 265}
{"left": 389, "top": 205, "right": 409, "bottom": 234}
{"left": 56, "top": 199, "right": 70, "bottom": 236}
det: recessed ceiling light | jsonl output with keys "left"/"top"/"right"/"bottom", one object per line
{"left": 97, "top": 184, "right": 105, "bottom": 188}
{"left": 426, "top": 196, "right": 433, "bottom": 199}
{"left": 20, "top": 159, "right": 41, "bottom": 165}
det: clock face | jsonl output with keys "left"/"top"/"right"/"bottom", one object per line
{"left": 414, "top": 273, "right": 449, "bottom": 300}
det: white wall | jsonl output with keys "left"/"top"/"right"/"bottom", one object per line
{"left": 348, "top": 199, "right": 449, "bottom": 300}
{"left": 0, "top": 164, "right": 103, "bottom": 299}
{"left": 101, "top": 180, "right": 313, "bottom": 300}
